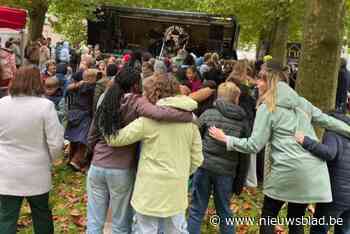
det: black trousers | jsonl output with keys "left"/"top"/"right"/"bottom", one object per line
{"left": 0, "top": 193, "right": 53, "bottom": 234}
{"left": 260, "top": 196, "right": 307, "bottom": 234}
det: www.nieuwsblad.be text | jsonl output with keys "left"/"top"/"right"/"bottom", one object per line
{"left": 209, "top": 215, "right": 344, "bottom": 226}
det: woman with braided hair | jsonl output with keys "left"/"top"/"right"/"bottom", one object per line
{"left": 86, "top": 70, "right": 194, "bottom": 234}
{"left": 105, "top": 76, "right": 202, "bottom": 234}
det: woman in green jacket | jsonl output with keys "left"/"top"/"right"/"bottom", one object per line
{"left": 209, "top": 61, "right": 350, "bottom": 234}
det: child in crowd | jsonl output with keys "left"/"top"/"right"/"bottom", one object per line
{"left": 41, "top": 60, "right": 56, "bottom": 82}
{"left": 44, "top": 77, "right": 64, "bottom": 123}
{"left": 185, "top": 66, "right": 202, "bottom": 92}
{"left": 188, "top": 82, "right": 250, "bottom": 234}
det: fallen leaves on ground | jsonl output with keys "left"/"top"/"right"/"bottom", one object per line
{"left": 17, "top": 158, "right": 332, "bottom": 234}
{"left": 18, "top": 158, "right": 87, "bottom": 234}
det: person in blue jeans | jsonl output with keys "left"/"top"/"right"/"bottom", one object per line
{"left": 87, "top": 68, "right": 193, "bottom": 234}
{"left": 188, "top": 82, "right": 250, "bottom": 234}
{"left": 295, "top": 112, "right": 350, "bottom": 234}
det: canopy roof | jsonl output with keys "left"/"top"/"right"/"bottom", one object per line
{"left": 0, "top": 6, "right": 27, "bottom": 30}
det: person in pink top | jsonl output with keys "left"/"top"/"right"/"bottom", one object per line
{"left": 186, "top": 65, "right": 202, "bottom": 92}
{"left": 0, "top": 47, "right": 16, "bottom": 98}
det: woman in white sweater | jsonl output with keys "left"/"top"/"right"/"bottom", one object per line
{"left": 0, "top": 65, "right": 64, "bottom": 234}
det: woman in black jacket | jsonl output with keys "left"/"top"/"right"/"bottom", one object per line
{"left": 295, "top": 112, "right": 350, "bottom": 234}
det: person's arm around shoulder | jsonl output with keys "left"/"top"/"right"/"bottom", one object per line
{"left": 189, "top": 87, "right": 214, "bottom": 103}
{"left": 210, "top": 104, "right": 272, "bottom": 154}
{"left": 106, "top": 117, "right": 146, "bottom": 147}
{"left": 190, "top": 124, "right": 204, "bottom": 175}
{"left": 136, "top": 96, "right": 193, "bottom": 122}
{"left": 306, "top": 98, "right": 350, "bottom": 137}
{"left": 295, "top": 131, "right": 339, "bottom": 161}
{"left": 44, "top": 101, "right": 64, "bottom": 161}
{"left": 67, "top": 79, "right": 86, "bottom": 91}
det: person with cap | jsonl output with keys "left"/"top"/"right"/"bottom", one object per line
{"left": 209, "top": 60, "right": 350, "bottom": 234}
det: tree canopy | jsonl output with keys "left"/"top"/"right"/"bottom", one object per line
{"left": 2, "top": 0, "right": 348, "bottom": 50}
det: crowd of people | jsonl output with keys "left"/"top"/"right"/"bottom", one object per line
{"left": 0, "top": 36, "right": 349, "bottom": 234}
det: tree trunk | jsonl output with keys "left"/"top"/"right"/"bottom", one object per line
{"left": 28, "top": 1, "right": 48, "bottom": 41}
{"left": 296, "top": 0, "right": 346, "bottom": 112}
{"left": 256, "top": 24, "right": 275, "bottom": 62}
{"left": 269, "top": 16, "right": 289, "bottom": 66}
{"left": 256, "top": 28, "right": 269, "bottom": 61}
{"left": 256, "top": 2, "right": 290, "bottom": 65}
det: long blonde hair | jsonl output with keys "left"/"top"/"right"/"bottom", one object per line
{"left": 257, "top": 70, "right": 281, "bottom": 112}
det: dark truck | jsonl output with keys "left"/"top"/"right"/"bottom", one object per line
{"left": 88, "top": 6, "right": 239, "bottom": 58}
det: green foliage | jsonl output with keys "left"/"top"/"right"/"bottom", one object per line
{"left": 49, "top": 0, "right": 203, "bottom": 44}
{"left": 345, "top": 0, "right": 350, "bottom": 46}
{"left": 198, "top": 0, "right": 304, "bottom": 45}
{"left": 0, "top": 0, "right": 46, "bottom": 11}
{"left": 48, "top": 0, "right": 94, "bottom": 45}
{"left": 2, "top": 0, "right": 306, "bottom": 47}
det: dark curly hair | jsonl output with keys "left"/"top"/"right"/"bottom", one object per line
{"left": 95, "top": 65, "right": 141, "bottom": 137}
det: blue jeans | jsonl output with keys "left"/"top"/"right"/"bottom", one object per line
{"left": 310, "top": 203, "right": 350, "bottom": 234}
{"left": 188, "top": 168, "right": 235, "bottom": 234}
{"left": 135, "top": 212, "right": 188, "bottom": 234}
{"left": 86, "top": 165, "right": 135, "bottom": 234}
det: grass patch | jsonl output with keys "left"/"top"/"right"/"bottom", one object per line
{"left": 18, "top": 158, "right": 334, "bottom": 234}
{"left": 18, "top": 158, "right": 86, "bottom": 234}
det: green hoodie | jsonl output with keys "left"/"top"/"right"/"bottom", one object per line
{"left": 227, "top": 82, "right": 350, "bottom": 203}
{"left": 106, "top": 95, "right": 203, "bottom": 216}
